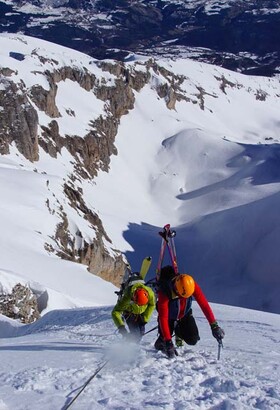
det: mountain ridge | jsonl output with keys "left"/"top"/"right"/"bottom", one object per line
{"left": 1, "top": 33, "right": 280, "bottom": 313}
{"left": 0, "top": 0, "right": 279, "bottom": 76}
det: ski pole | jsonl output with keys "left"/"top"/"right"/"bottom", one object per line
{"left": 63, "top": 359, "right": 108, "bottom": 410}
{"left": 143, "top": 325, "right": 158, "bottom": 336}
{"left": 217, "top": 340, "right": 223, "bottom": 360}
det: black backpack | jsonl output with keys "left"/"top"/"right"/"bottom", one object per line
{"left": 115, "top": 270, "right": 145, "bottom": 301}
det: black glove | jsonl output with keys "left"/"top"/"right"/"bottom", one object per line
{"left": 118, "top": 325, "right": 128, "bottom": 337}
{"left": 139, "top": 324, "right": 146, "bottom": 336}
{"left": 138, "top": 315, "right": 146, "bottom": 336}
{"left": 211, "top": 322, "right": 225, "bottom": 341}
{"left": 164, "top": 340, "right": 178, "bottom": 359}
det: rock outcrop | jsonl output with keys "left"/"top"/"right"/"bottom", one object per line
{"left": 48, "top": 182, "right": 125, "bottom": 286}
{"left": 0, "top": 78, "right": 39, "bottom": 160}
{"left": 0, "top": 47, "right": 191, "bottom": 288}
{"left": 0, "top": 283, "right": 40, "bottom": 324}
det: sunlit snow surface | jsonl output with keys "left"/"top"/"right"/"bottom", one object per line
{"left": 0, "top": 303, "right": 279, "bottom": 409}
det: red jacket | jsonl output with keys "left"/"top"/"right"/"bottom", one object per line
{"left": 157, "top": 281, "right": 216, "bottom": 341}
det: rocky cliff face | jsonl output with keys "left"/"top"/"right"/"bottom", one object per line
{"left": 0, "top": 71, "right": 39, "bottom": 160}
{"left": 0, "top": 37, "right": 187, "bottom": 287}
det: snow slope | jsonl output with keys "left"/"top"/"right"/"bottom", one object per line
{"left": 90, "top": 60, "right": 280, "bottom": 313}
{"left": 0, "top": 302, "right": 279, "bottom": 409}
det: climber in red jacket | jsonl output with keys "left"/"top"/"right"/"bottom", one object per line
{"left": 155, "top": 265, "right": 225, "bottom": 358}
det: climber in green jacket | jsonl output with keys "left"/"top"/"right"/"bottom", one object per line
{"left": 112, "top": 279, "right": 156, "bottom": 341}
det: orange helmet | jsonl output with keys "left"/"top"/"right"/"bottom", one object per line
{"left": 174, "top": 274, "right": 195, "bottom": 298}
{"left": 133, "top": 288, "right": 149, "bottom": 306}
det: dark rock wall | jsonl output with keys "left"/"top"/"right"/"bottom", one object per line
{"left": 0, "top": 55, "right": 183, "bottom": 287}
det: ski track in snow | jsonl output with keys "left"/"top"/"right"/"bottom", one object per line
{"left": 0, "top": 305, "right": 279, "bottom": 410}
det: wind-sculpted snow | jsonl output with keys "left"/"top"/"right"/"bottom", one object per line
{"left": 0, "top": 303, "right": 279, "bottom": 409}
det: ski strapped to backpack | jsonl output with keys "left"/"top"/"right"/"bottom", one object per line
{"left": 139, "top": 256, "right": 152, "bottom": 279}
{"left": 156, "top": 224, "right": 178, "bottom": 281}
{"left": 115, "top": 256, "right": 152, "bottom": 301}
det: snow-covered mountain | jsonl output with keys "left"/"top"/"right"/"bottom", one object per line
{"left": 0, "top": 19, "right": 280, "bottom": 410}
{"left": 0, "top": 0, "right": 279, "bottom": 76}
{"left": 0, "top": 33, "right": 280, "bottom": 314}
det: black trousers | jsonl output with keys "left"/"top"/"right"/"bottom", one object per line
{"left": 159, "top": 310, "right": 200, "bottom": 345}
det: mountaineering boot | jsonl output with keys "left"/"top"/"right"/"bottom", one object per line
{"left": 154, "top": 335, "right": 165, "bottom": 351}
{"left": 175, "top": 335, "right": 184, "bottom": 347}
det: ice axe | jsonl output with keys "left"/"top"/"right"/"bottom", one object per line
{"left": 217, "top": 339, "right": 223, "bottom": 360}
